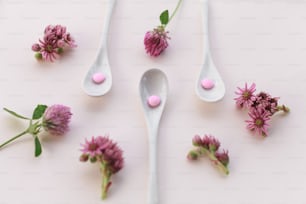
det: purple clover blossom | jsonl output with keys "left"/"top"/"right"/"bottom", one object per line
{"left": 0, "top": 104, "right": 72, "bottom": 157}
{"left": 80, "top": 136, "right": 124, "bottom": 199}
{"left": 144, "top": 0, "right": 183, "bottom": 57}
{"left": 144, "top": 27, "right": 170, "bottom": 57}
{"left": 234, "top": 83, "right": 256, "bottom": 108}
{"left": 42, "top": 104, "right": 72, "bottom": 136}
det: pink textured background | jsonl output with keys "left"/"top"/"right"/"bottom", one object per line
{"left": 0, "top": 0, "right": 305, "bottom": 203}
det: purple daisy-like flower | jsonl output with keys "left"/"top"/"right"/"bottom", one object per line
{"left": 246, "top": 108, "right": 271, "bottom": 136}
{"left": 144, "top": 26, "right": 170, "bottom": 57}
{"left": 32, "top": 24, "right": 76, "bottom": 62}
{"left": 235, "top": 83, "right": 256, "bottom": 108}
{"left": 38, "top": 38, "right": 59, "bottom": 62}
{"left": 42, "top": 104, "right": 72, "bottom": 136}
{"left": 80, "top": 136, "right": 103, "bottom": 158}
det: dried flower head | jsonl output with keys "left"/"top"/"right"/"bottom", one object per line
{"left": 80, "top": 135, "right": 124, "bottom": 199}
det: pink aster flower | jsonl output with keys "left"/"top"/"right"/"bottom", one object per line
{"left": 144, "top": 27, "right": 169, "bottom": 57}
{"left": 144, "top": 0, "right": 183, "bottom": 57}
{"left": 42, "top": 104, "right": 72, "bottom": 136}
{"left": 32, "top": 24, "right": 76, "bottom": 62}
{"left": 234, "top": 83, "right": 256, "bottom": 108}
{"left": 38, "top": 38, "right": 59, "bottom": 62}
{"left": 188, "top": 134, "right": 229, "bottom": 175}
{"left": 246, "top": 108, "right": 270, "bottom": 137}
{"left": 80, "top": 136, "right": 103, "bottom": 158}
{"left": 80, "top": 136, "right": 124, "bottom": 199}
{"left": 235, "top": 82, "right": 290, "bottom": 137}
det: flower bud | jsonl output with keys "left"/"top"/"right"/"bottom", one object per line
{"left": 215, "top": 150, "right": 229, "bottom": 167}
{"left": 79, "top": 154, "right": 89, "bottom": 162}
{"left": 192, "top": 135, "right": 202, "bottom": 147}
{"left": 208, "top": 137, "right": 220, "bottom": 152}
{"left": 32, "top": 43, "right": 41, "bottom": 52}
{"left": 187, "top": 150, "right": 199, "bottom": 160}
{"left": 35, "top": 52, "right": 42, "bottom": 60}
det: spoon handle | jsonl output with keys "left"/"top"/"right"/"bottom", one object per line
{"left": 147, "top": 126, "right": 159, "bottom": 204}
{"left": 96, "top": 0, "right": 116, "bottom": 58}
{"left": 202, "top": 0, "right": 210, "bottom": 53}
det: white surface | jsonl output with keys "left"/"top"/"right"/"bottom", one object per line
{"left": 0, "top": 0, "right": 305, "bottom": 203}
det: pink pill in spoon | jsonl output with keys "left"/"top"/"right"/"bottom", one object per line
{"left": 201, "top": 78, "right": 215, "bottom": 90}
{"left": 147, "top": 95, "right": 161, "bottom": 108}
{"left": 92, "top": 73, "right": 106, "bottom": 84}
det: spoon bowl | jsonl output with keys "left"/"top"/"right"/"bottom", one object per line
{"left": 196, "top": 0, "right": 225, "bottom": 102}
{"left": 139, "top": 68, "right": 168, "bottom": 204}
{"left": 83, "top": 0, "right": 116, "bottom": 96}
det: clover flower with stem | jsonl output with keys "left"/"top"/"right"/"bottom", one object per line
{"left": 0, "top": 104, "right": 72, "bottom": 157}
{"left": 80, "top": 136, "right": 124, "bottom": 200}
{"left": 144, "top": 0, "right": 183, "bottom": 57}
{"left": 235, "top": 83, "right": 290, "bottom": 137}
{"left": 188, "top": 134, "right": 230, "bottom": 175}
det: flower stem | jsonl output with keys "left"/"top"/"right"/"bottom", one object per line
{"left": 0, "top": 130, "right": 28, "bottom": 149}
{"left": 201, "top": 148, "right": 229, "bottom": 175}
{"left": 277, "top": 105, "right": 290, "bottom": 113}
{"left": 167, "top": 0, "right": 183, "bottom": 26}
{"left": 100, "top": 162, "right": 112, "bottom": 200}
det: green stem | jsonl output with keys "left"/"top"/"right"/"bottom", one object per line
{"left": 100, "top": 162, "right": 112, "bottom": 200}
{"left": 167, "top": 0, "right": 183, "bottom": 26}
{"left": 200, "top": 148, "right": 229, "bottom": 175}
{"left": 0, "top": 130, "right": 28, "bottom": 149}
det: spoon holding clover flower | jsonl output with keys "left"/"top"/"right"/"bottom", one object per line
{"left": 196, "top": 0, "right": 225, "bottom": 102}
{"left": 83, "top": 0, "right": 116, "bottom": 96}
{"left": 139, "top": 69, "right": 168, "bottom": 204}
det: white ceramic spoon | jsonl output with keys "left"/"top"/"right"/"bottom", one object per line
{"left": 195, "top": 0, "right": 225, "bottom": 102}
{"left": 139, "top": 69, "right": 168, "bottom": 204}
{"left": 83, "top": 0, "right": 116, "bottom": 96}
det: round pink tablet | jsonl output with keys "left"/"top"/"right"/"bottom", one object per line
{"left": 201, "top": 78, "right": 215, "bottom": 90}
{"left": 147, "top": 95, "right": 161, "bottom": 108}
{"left": 92, "top": 73, "right": 106, "bottom": 84}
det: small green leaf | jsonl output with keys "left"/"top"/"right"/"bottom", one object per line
{"left": 3, "top": 108, "right": 30, "bottom": 120}
{"left": 34, "top": 136, "right": 42, "bottom": 157}
{"left": 160, "top": 10, "right": 169, "bottom": 25}
{"left": 32, "top": 104, "right": 48, "bottom": 120}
